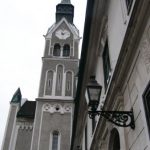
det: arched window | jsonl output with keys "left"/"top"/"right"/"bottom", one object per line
{"left": 53, "top": 44, "right": 61, "bottom": 56}
{"left": 45, "top": 70, "right": 53, "bottom": 95}
{"left": 65, "top": 71, "right": 72, "bottom": 96}
{"left": 108, "top": 128, "right": 120, "bottom": 150}
{"left": 52, "top": 131, "right": 59, "bottom": 150}
{"left": 56, "top": 65, "right": 63, "bottom": 96}
{"left": 63, "top": 44, "right": 70, "bottom": 57}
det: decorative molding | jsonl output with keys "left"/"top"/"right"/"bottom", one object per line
{"left": 42, "top": 103, "right": 72, "bottom": 114}
{"left": 17, "top": 123, "right": 33, "bottom": 130}
{"left": 42, "top": 57, "right": 79, "bottom": 62}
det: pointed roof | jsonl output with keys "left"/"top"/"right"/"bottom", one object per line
{"left": 56, "top": 0, "right": 74, "bottom": 23}
{"left": 11, "top": 88, "right": 22, "bottom": 103}
{"left": 61, "top": 0, "right": 71, "bottom": 4}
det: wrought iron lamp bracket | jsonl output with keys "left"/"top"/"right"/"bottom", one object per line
{"left": 88, "top": 109, "right": 135, "bottom": 129}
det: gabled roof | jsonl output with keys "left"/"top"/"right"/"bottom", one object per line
{"left": 45, "top": 18, "right": 80, "bottom": 39}
{"left": 17, "top": 101, "right": 36, "bottom": 119}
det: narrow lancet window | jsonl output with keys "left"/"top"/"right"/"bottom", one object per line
{"left": 52, "top": 131, "right": 59, "bottom": 150}
{"left": 56, "top": 65, "right": 63, "bottom": 96}
{"left": 45, "top": 70, "right": 53, "bottom": 95}
{"left": 65, "top": 71, "right": 72, "bottom": 96}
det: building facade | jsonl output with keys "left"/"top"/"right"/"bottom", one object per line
{"left": 71, "top": 0, "right": 150, "bottom": 150}
{"left": 1, "top": 0, "right": 80, "bottom": 150}
{"left": 2, "top": 0, "right": 150, "bottom": 150}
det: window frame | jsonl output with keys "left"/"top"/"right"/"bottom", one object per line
{"left": 102, "top": 40, "right": 111, "bottom": 90}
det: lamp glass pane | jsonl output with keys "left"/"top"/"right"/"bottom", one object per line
{"left": 88, "top": 88, "right": 100, "bottom": 101}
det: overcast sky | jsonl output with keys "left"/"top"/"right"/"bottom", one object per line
{"left": 0, "top": 0, "right": 87, "bottom": 147}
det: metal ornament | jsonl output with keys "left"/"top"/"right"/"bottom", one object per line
{"left": 88, "top": 109, "right": 135, "bottom": 129}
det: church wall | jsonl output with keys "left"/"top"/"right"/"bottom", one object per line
{"left": 2, "top": 104, "right": 19, "bottom": 150}
{"left": 30, "top": 102, "right": 42, "bottom": 150}
{"left": 15, "top": 125, "right": 33, "bottom": 150}
{"left": 31, "top": 100, "right": 73, "bottom": 150}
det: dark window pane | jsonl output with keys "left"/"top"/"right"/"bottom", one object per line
{"left": 109, "top": 129, "right": 120, "bottom": 150}
{"left": 53, "top": 44, "right": 61, "bottom": 56}
{"left": 102, "top": 40, "right": 111, "bottom": 89}
{"left": 52, "top": 131, "right": 59, "bottom": 150}
{"left": 143, "top": 81, "right": 150, "bottom": 137}
{"left": 63, "top": 44, "right": 70, "bottom": 57}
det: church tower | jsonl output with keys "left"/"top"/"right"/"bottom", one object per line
{"left": 1, "top": 1, "right": 80, "bottom": 150}
{"left": 31, "top": 0, "right": 80, "bottom": 149}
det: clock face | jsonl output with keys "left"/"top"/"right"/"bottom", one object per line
{"left": 55, "top": 29, "right": 70, "bottom": 40}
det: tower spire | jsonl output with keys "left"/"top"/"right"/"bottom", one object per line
{"left": 56, "top": 0, "right": 74, "bottom": 23}
{"left": 61, "top": 0, "right": 71, "bottom": 4}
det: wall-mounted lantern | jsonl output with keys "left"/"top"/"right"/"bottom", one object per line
{"left": 86, "top": 76, "right": 135, "bottom": 129}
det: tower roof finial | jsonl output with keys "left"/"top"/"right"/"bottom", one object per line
{"left": 61, "top": 0, "right": 71, "bottom": 4}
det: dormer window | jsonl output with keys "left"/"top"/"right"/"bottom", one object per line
{"left": 63, "top": 44, "right": 70, "bottom": 57}
{"left": 53, "top": 44, "right": 61, "bottom": 56}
